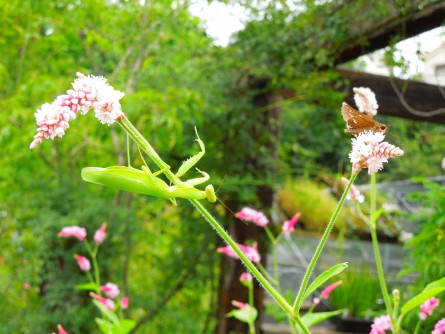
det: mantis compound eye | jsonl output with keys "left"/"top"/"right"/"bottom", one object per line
{"left": 205, "top": 184, "right": 217, "bottom": 203}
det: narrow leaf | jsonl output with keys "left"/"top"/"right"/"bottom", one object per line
{"left": 302, "top": 262, "right": 348, "bottom": 302}
{"left": 401, "top": 277, "right": 445, "bottom": 316}
{"left": 75, "top": 282, "right": 99, "bottom": 291}
{"left": 226, "top": 306, "right": 258, "bottom": 324}
{"left": 371, "top": 208, "right": 385, "bottom": 224}
{"left": 92, "top": 300, "right": 120, "bottom": 324}
{"left": 300, "top": 309, "right": 344, "bottom": 328}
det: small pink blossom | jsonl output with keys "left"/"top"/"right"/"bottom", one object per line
{"left": 312, "top": 297, "right": 320, "bottom": 306}
{"left": 23, "top": 282, "right": 30, "bottom": 290}
{"left": 240, "top": 272, "right": 253, "bottom": 283}
{"left": 57, "top": 324, "right": 68, "bottom": 334}
{"left": 74, "top": 254, "right": 91, "bottom": 271}
{"left": 30, "top": 73, "right": 125, "bottom": 149}
{"left": 353, "top": 87, "right": 379, "bottom": 116}
{"left": 320, "top": 280, "right": 343, "bottom": 299}
{"left": 94, "top": 223, "right": 107, "bottom": 244}
{"left": 217, "top": 242, "right": 261, "bottom": 263}
{"left": 370, "top": 314, "right": 392, "bottom": 334}
{"left": 90, "top": 292, "right": 115, "bottom": 310}
{"left": 58, "top": 226, "right": 87, "bottom": 241}
{"left": 101, "top": 282, "right": 120, "bottom": 299}
{"left": 121, "top": 297, "right": 129, "bottom": 309}
{"left": 235, "top": 207, "right": 269, "bottom": 227}
{"left": 349, "top": 132, "right": 404, "bottom": 174}
{"left": 419, "top": 297, "right": 439, "bottom": 320}
{"left": 282, "top": 212, "right": 300, "bottom": 235}
{"left": 433, "top": 318, "right": 445, "bottom": 334}
{"left": 341, "top": 177, "right": 365, "bottom": 203}
{"left": 232, "top": 300, "right": 248, "bottom": 309}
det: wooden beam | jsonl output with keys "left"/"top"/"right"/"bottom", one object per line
{"left": 335, "top": 1, "right": 445, "bottom": 64}
{"left": 336, "top": 68, "right": 445, "bottom": 124}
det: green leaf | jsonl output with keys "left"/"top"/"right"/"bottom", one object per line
{"left": 371, "top": 208, "right": 385, "bottom": 224}
{"left": 118, "top": 319, "right": 136, "bottom": 334}
{"left": 400, "top": 277, "right": 445, "bottom": 317}
{"left": 75, "top": 282, "right": 99, "bottom": 291}
{"left": 92, "top": 300, "right": 120, "bottom": 324}
{"left": 302, "top": 262, "right": 348, "bottom": 302}
{"left": 95, "top": 318, "right": 135, "bottom": 334}
{"left": 300, "top": 309, "right": 344, "bottom": 328}
{"left": 227, "top": 306, "right": 258, "bottom": 324}
{"left": 95, "top": 318, "right": 113, "bottom": 334}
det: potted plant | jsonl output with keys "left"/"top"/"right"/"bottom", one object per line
{"left": 324, "top": 266, "right": 386, "bottom": 333}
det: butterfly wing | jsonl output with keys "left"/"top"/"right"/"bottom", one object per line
{"left": 341, "top": 102, "right": 386, "bottom": 135}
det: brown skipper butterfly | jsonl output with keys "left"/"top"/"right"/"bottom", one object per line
{"left": 341, "top": 102, "right": 387, "bottom": 135}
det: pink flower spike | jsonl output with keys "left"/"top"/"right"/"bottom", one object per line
{"left": 74, "top": 254, "right": 91, "bottom": 271}
{"left": 353, "top": 87, "right": 379, "bottom": 116}
{"left": 419, "top": 297, "right": 439, "bottom": 320}
{"left": 58, "top": 226, "right": 87, "bottom": 241}
{"left": 217, "top": 242, "right": 261, "bottom": 263}
{"left": 370, "top": 314, "right": 392, "bottom": 334}
{"left": 94, "top": 223, "right": 107, "bottom": 244}
{"left": 30, "top": 73, "right": 125, "bottom": 149}
{"left": 235, "top": 207, "right": 269, "bottom": 227}
{"left": 433, "top": 318, "right": 445, "bottom": 334}
{"left": 90, "top": 292, "right": 115, "bottom": 310}
{"left": 240, "top": 272, "right": 253, "bottom": 283}
{"left": 57, "top": 324, "right": 69, "bottom": 334}
{"left": 282, "top": 212, "right": 301, "bottom": 235}
{"left": 101, "top": 282, "right": 120, "bottom": 299}
{"left": 312, "top": 297, "right": 320, "bottom": 306}
{"left": 349, "top": 132, "right": 404, "bottom": 174}
{"left": 320, "top": 280, "right": 342, "bottom": 300}
{"left": 232, "top": 300, "right": 247, "bottom": 309}
{"left": 121, "top": 297, "right": 129, "bottom": 309}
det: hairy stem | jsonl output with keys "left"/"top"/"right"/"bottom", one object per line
{"left": 292, "top": 172, "right": 358, "bottom": 311}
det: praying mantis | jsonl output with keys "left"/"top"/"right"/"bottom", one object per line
{"left": 81, "top": 130, "right": 216, "bottom": 205}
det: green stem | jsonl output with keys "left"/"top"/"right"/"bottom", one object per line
{"left": 192, "top": 200, "right": 299, "bottom": 321}
{"left": 265, "top": 227, "right": 281, "bottom": 293}
{"left": 369, "top": 174, "right": 395, "bottom": 330}
{"left": 413, "top": 319, "right": 421, "bottom": 334}
{"left": 84, "top": 240, "right": 101, "bottom": 288}
{"left": 248, "top": 279, "right": 254, "bottom": 308}
{"left": 292, "top": 172, "right": 358, "bottom": 311}
{"left": 118, "top": 117, "right": 310, "bottom": 333}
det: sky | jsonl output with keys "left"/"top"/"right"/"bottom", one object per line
{"left": 189, "top": 1, "right": 444, "bottom": 77}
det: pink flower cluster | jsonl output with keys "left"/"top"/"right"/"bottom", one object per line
{"left": 58, "top": 226, "right": 87, "bottom": 241}
{"left": 240, "top": 272, "right": 253, "bottom": 283}
{"left": 420, "top": 297, "right": 440, "bottom": 320}
{"left": 217, "top": 242, "right": 261, "bottom": 263}
{"left": 57, "top": 324, "right": 68, "bottom": 334}
{"left": 57, "top": 224, "right": 129, "bottom": 311}
{"left": 30, "top": 73, "right": 125, "bottom": 149}
{"left": 282, "top": 212, "right": 300, "bottom": 235}
{"left": 74, "top": 254, "right": 91, "bottom": 271}
{"left": 433, "top": 318, "right": 445, "bottom": 334}
{"left": 369, "top": 314, "right": 391, "bottom": 334}
{"left": 235, "top": 207, "right": 269, "bottom": 227}
{"left": 313, "top": 280, "right": 342, "bottom": 306}
{"left": 90, "top": 287, "right": 128, "bottom": 310}
{"left": 353, "top": 87, "right": 379, "bottom": 116}
{"left": 349, "top": 132, "right": 404, "bottom": 174}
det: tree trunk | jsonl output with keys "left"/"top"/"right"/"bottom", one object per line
{"left": 216, "top": 87, "right": 282, "bottom": 334}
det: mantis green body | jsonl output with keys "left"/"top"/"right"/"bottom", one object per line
{"left": 81, "top": 130, "right": 216, "bottom": 204}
